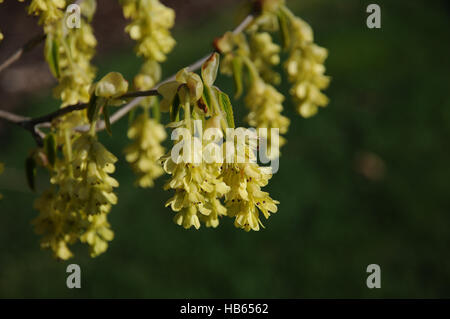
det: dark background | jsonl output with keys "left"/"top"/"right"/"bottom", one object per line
{"left": 0, "top": 0, "right": 449, "bottom": 298}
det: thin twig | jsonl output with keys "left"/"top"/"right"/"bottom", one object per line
{"left": 0, "top": 0, "right": 85, "bottom": 74}
{"left": 0, "top": 14, "right": 255, "bottom": 138}
{"left": 80, "top": 14, "right": 255, "bottom": 133}
{"left": 0, "top": 34, "right": 46, "bottom": 74}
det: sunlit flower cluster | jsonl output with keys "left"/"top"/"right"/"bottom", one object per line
{"left": 216, "top": 30, "right": 289, "bottom": 158}
{"left": 125, "top": 114, "right": 166, "bottom": 187}
{"left": 33, "top": 133, "right": 118, "bottom": 260}
{"left": 121, "top": 0, "right": 175, "bottom": 188}
{"left": 158, "top": 56, "right": 279, "bottom": 231}
{"left": 253, "top": 0, "right": 330, "bottom": 118}
{"left": 284, "top": 16, "right": 330, "bottom": 117}
{"left": 0, "top": 0, "right": 330, "bottom": 259}
{"left": 120, "top": 0, "right": 176, "bottom": 62}
{"left": 28, "top": 0, "right": 66, "bottom": 25}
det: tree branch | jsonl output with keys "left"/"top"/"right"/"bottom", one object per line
{"left": 0, "top": 14, "right": 255, "bottom": 138}
{"left": 80, "top": 14, "right": 255, "bottom": 133}
{"left": 0, "top": 34, "right": 46, "bottom": 74}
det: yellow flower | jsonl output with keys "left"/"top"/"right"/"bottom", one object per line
{"left": 158, "top": 68, "right": 203, "bottom": 112}
{"left": 51, "top": 20, "right": 98, "bottom": 106}
{"left": 28, "top": 0, "right": 66, "bottom": 25}
{"left": 33, "top": 131, "right": 117, "bottom": 260}
{"left": 244, "top": 79, "right": 290, "bottom": 159}
{"left": 125, "top": 114, "right": 166, "bottom": 188}
{"left": 249, "top": 31, "right": 281, "bottom": 85}
{"left": 95, "top": 72, "right": 129, "bottom": 99}
{"left": 71, "top": 134, "right": 119, "bottom": 216}
{"left": 161, "top": 133, "right": 230, "bottom": 229}
{"left": 121, "top": 0, "right": 176, "bottom": 62}
{"left": 134, "top": 60, "right": 162, "bottom": 91}
{"left": 221, "top": 137, "right": 279, "bottom": 231}
{"left": 33, "top": 188, "right": 78, "bottom": 260}
{"left": 80, "top": 213, "right": 114, "bottom": 258}
{"left": 285, "top": 16, "right": 330, "bottom": 118}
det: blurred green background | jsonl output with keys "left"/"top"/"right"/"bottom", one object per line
{"left": 0, "top": 0, "right": 450, "bottom": 298}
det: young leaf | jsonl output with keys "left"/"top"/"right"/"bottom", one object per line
{"left": 202, "top": 85, "right": 211, "bottom": 109}
{"left": 103, "top": 105, "right": 112, "bottom": 136}
{"left": 152, "top": 99, "right": 161, "bottom": 122}
{"left": 170, "top": 93, "right": 181, "bottom": 122}
{"left": 87, "top": 94, "right": 99, "bottom": 123}
{"left": 44, "top": 134, "right": 57, "bottom": 168}
{"left": 232, "top": 57, "right": 244, "bottom": 98}
{"left": 128, "top": 107, "right": 136, "bottom": 126}
{"left": 201, "top": 52, "right": 220, "bottom": 86}
{"left": 25, "top": 156, "right": 37, "bottom": 192}
{"left": 215, "top": 88, "right": 235, "bottom": 128}
{"left": 45, "top": 34, "right": 60, "bottom": 79}
{"left": 278, "top": 10, "right": 291, "bottom": 50}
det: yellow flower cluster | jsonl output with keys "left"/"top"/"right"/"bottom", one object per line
{"left": 216, "top": 30, "right": 289, "bottom": 158}
{"left": 49, "top": 16, "right": 97, "bottom": 106}
{"left": 27, "top": 0, "right": 66, "bottom": 25}
{"left": 71, "top": 134, "right": 119, "bottom": 215}
{"left": 33, "top": 132, "right": 118, "bottom": 260}
{"left": 244, "top": 79, "right": 290, "bottom": 159}
{"left": 159, "top": 56, "right": 279, "bottom": 231}
{"left": 121, "top": 1, "right": 175, "bottom": 188}
{"left": 248, "top": 31, "right": 281, "bottom": 85}
{"left": 284, "top": 15, "right": 330, "bottom": 118}
{"left": 33, "top": 71, "right": 130, "bottom": 260}
{"left": 121, "top": 0, "right": 176, "bottom": 62}
{"left": 125, "top": 113, "right": 166, "bottom": 188}
{"left": 222, "top": 136, "right": 279, "bottom": 231}
{"left": 253, "top": 0, "right": 330, "bottom": 118}
{"left": 162, "top": 138, "right": 230, "bottom": 229}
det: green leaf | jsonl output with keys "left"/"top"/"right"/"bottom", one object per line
{"left": 44, "top": 134, "right": 57, "bottom": 168}
{"left": 232, "top": 57, "right": 244, "bottom": 98}
{"left": 278, "top": 10, "right": 291, "bottom": 50}
{"left": 128, "top": 108, "right": 136, "bottom": 126}
{"left": 215, "top": 88, "right": 235, "bottom": 128}
{"left": 152, "top": 99, "right": 161, "bottom": 122}
{"left": 87, "top": 94, "right": 99, "bottom": 123}
{"left": 202, "top": 85, "right": 211, "bottom": 108}
{"left": 103, "top": 105, "right": 112, "bottom": 136}
{"left": 170, "top": 93, "right": 181, "bottom": 122}
{"left": 45, "top": 34, "right": 60, "bottom": 79}
{"left": 25, "top": 156, "right": 37, "bottom": 192}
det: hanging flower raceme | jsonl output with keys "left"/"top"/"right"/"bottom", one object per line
{"left": 221, "top": 130, "right": 279, "bottom": 231}
{"left": 0, "top": 0, "right": 330, "bottom": 259}
{"left": 251, "top": 0, "right": 330, "bottom": 118}
{"left": 125, "top": 62, "right": 166, "bottom": 188}
{"left": 216, "top": 29, "right": 289, "bottom": 158}
{"left": 46, "top": 4, "right": 98, "bottom": 107}
{"left": 125, "top": 113, "right": 166, "bottom": 188}
{"left": 121, "top": 0, "right": 175, "bottom": 188}
{"left": 284, "top": 15, "right": 330, "bottom": 118}
{"left": 32, "top": 72, "right": 128, "bottom": 259}
{"left": 158, "top": 53, "right": 279, "bottom": 231}
{"left": 158, "top": 66, "right": 229, "bottom": 229}
{"left": 71, "top": 133, "right": 119, "bottom": 215}
{"left": 27, "top": 0, "right": 66, "bottom": 25}
{"left": 248, "top": 31, "right": 281, "bottom": 85}
{"left": 120, "top": 0, "right": 176, "bottom": 62}
{"left": 244, "top": 79, "right": 289, "bottom": 159}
